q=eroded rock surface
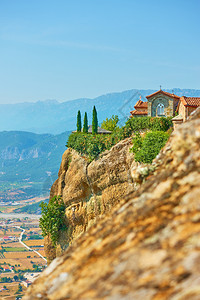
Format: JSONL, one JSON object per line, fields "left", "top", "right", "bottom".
{"left": 47, "top": 138, "right": 137, "bottom": 261}
{"left": 24, "top": 109, "right": 200, "bottom": 299}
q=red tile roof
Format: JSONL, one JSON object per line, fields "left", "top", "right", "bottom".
{"left": 130, "top": 110, "right": 148, "bottom": 116}
{"left": 134, "top": 100, "right": 148, "bottom": 108}
{"left": 146, "top": 90, "right": 180, "bottom": 100}
{"left": 180, "top": 96, "right": 200, "bottom": 107}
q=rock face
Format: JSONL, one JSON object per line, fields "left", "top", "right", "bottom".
{"left": 24, "top": 108, "right": 200, "bottom": 299}
{"left": 47, "top": 138, "right": 137, "bottom": 261}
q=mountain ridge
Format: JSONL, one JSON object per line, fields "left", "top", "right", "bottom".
{"left": 0, "top": 130, "right": 70, "bottom": 201}
{"left": 1, "top": 88, "right": 200, "bottom": 134}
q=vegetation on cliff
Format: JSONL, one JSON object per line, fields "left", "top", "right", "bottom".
{"left": 130, "top": 131, "right": 170, "bottom": 163}
{"left": 92, "top": 106, "right": 98, "bottom": 134}
{"left": 101, "top": 115, "right": 119, "bottom": 131}
{"left": 125, "top": 116, "right": 172, "bottom": 135}
{"left": 83, "top": 112, "right": 88, "bottom": 133}
{"left": 76, "top": 110, "right": 82, "bottom": 132}
{"left": 39, "top": 196, "right": 67, "bottom": 247}
{"left": 67, "top": 116, "right": 172, "bottom": 161}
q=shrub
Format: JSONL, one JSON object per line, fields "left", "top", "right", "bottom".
{"left": 125, "top": 116, "right": 172, "bottom": 136}
{"left": 130, "top": 132, "right": 143, "bottom": 154}
{"left": 131, "top": 131, "right": 170, "bottom": 163}
{"left": 39, "top": 196, "right": 67, "bottom": 247}
{"left": 101, "top": 115, "right": 119, "bottom": 131}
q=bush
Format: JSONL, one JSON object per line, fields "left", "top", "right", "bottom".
{"left": 39, "top": 196, "right": 67, "bottom": 247}
{"left": 131, "top": 131, "right": 170, "bottom": 163}
{"left": 67, "top": 133, "right": 111, "bottom": 160}
{"left": 125, "top": 116, "right": 172, "bottom": 136}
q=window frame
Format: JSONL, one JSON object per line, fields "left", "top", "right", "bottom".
{"left": 157, "top": 103, "right": 165, "bottom": 116}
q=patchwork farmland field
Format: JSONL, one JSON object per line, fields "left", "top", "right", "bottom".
{"left": 24, "top": 239, "right": 44, "bottom": 247}
{"left": 0, "top": 215, "right": 47, "bottom": 298}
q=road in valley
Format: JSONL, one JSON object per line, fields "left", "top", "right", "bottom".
{"left": 0, "top": 213, "right": 47, "bottom": 262}
{"left": 4, "top": 223, "right": 47, "bottom": 263}
{"left": 15, "top": 226, "right": 47, "bottom": 263}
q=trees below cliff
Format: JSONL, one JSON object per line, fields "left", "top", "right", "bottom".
{"left": 39, "top": 196, "right": 67, "bottom": 247}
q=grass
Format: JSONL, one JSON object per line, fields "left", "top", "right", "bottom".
{"left": 4, "top": 247, "right": 28, "bottom": 252}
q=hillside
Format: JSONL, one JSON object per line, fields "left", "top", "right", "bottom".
{"left": 1, "top": 88, "right": 200, "bottom": 134}
{"left": 24, "top": 108, "right": 200, "bottom": 299}
{"left": 0, "top": 131, "right": 70, "bottom": 201}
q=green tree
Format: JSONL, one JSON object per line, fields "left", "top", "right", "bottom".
{"left": 101, "top": 115, "right": 119, "bottom": 131}
{"left": 76, "top": 110, "right": 82, "bottom": 132}
{"left": 83, "top": 112, "right": 88, "bottom": 133}
{"left": 92, "top": 106, "right": 98, "bottom": 134}
{"left": 39, "top": 196, "right": 67, "bottom": 247}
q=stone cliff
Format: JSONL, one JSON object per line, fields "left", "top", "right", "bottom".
{"left": 25, "top": 108, "right": 200, "bottom": 299}
{"left": 45, "top": 137, "right": 141, "bottom": 262}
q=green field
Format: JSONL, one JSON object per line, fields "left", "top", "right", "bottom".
{"left": 4, "top": 247, "right": 28, "bottom": 252}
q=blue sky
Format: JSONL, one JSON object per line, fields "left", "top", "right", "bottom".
{"left": 0, "top": 0, "right": 199, "bottom": 103}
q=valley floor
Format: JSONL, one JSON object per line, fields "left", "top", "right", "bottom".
{"left": 0, "top": 213, "right": 46, "bottom": 299}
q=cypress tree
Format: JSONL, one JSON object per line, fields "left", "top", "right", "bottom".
{"left": 92, "top": 106, "right": 98, "bottom": 134}
{"left": 83, "top": 112, "right": 88, "bottom": 133}
{"left": 76, "top": 110, "right": 82, "bottom": 132}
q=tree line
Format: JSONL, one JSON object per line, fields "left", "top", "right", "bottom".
{"left": 77, "top": 106, "right": 98, "bottom": 134}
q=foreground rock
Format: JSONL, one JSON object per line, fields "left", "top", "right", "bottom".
{"left": 24, "top": 109, "right": 200, "bottom": 299}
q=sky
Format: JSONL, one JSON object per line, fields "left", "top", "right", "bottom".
{"left": 0, "top": 0, "right": 200, "bottom": 104}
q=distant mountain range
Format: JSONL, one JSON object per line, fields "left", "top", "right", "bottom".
{"left": 0, "top": 131, "right": 70, "bottom": 201}
{"left": 1, "top": 88, "right": 200, "bottom": 134}
{"left": 0, "top": 87, "right": 200, "bottom": 201}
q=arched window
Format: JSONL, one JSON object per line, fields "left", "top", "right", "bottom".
{"left": 157, "top": 103, "right": 164, "bottom": 115}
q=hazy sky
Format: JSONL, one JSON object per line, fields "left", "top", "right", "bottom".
{"left": 0, "top": 0, "right": 199, "bottom": 103}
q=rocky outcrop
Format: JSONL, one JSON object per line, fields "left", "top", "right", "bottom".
{"left": 47, "top": 138, "right": 138, "bottom": 261}
{"left": 24, "top": 108, "right": 200, "bottom": 300}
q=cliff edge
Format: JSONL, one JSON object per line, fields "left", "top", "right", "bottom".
{"left": 24, "top": 108, "right": 200, "bottom": 300}
{"left": 45, "top": 137, "right": 139, "bottom": 262}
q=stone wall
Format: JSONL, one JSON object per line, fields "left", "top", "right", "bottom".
{"left": 148, "top": 95, "right": 174, "bottom": 117}
{"left": 178, "top": 101, "right": 186, "bottom": 121}
{"left": 178, "top": 104, "right": 196, "bottom": 122}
